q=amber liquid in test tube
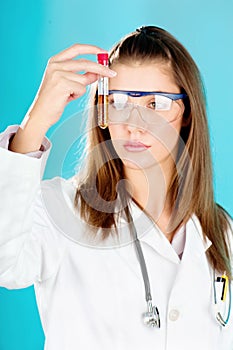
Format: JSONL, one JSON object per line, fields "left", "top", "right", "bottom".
{"left": 97, "top": 53, "right": 109, "bottom": 129}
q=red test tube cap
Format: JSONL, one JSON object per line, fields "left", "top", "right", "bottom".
{"left": 97, "top": 53, "right": 109, "bottom": 65}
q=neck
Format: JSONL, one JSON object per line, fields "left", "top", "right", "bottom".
{"left": 124, "top": 159, "right": 176, "bottom": 241}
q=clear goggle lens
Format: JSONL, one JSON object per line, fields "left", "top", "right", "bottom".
{"left": 111, "top": 93, "right": 172, "bottom": 110}
{"left": 108, "top": 93, "right": 180, "bottom": 125}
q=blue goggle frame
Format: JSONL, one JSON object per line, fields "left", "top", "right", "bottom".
{"left": 108, "top": 90, "right": 187, "bottom": 101}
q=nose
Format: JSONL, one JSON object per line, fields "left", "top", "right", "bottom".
{"left": 126, "top": 105, "right": 147, "bottom": 133}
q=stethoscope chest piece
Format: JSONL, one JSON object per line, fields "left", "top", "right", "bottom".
{"left": 142, "top": 301, "right": 161, "bottom": 328}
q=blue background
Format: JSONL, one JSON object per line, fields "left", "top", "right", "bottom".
{"left": 0, "top": 0, "right": 232, "bottom": 348}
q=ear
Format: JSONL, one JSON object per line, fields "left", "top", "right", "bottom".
{"left": 182, "top": 114, "right": 191, "bottom": 127}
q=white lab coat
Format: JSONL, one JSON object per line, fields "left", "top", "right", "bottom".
{"left": 0, "top": 125, "right": 233, "bottom": 350}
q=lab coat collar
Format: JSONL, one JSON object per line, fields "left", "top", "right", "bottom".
{"left": 127, "top": 200, "right": 212, "bottom": 265}
{"left": 41, "top": 178, "right": 212, "bottom": 260}
{"left": 182, "top": 214, "right": 212, "bottom": 262}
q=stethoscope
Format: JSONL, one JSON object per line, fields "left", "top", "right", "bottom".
{"left": 129, "top": 214, "right": 232, "bottom": 328}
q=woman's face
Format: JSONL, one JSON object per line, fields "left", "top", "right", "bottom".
{"left": 108, "top": 61, "right": 185, "bottom": 170}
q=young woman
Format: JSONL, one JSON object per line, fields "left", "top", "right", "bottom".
{"left": 0, "top": 26, "right": 232, "bottom": 349}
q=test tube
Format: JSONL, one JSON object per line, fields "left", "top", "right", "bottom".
{"left": 97, "top": 53, "right": 109, "bottom": 129}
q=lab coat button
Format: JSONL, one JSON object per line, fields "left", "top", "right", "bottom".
{"left": 169, "top": 309, "right": 180, "bottom": 321}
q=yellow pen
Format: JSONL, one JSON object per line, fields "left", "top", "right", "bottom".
{"left": 217, "top": 272, "right": 229, "bottom": 302}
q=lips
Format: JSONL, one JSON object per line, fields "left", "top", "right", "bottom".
{"left": 123, "top": 141, "right": 151, "bottom": 152}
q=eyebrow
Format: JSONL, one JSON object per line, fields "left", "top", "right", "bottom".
{"left": 108, "top": 90, "right": 187, "bottom": 100}
{"left": 109, "top": 90, "right": 163, "bottom": 96}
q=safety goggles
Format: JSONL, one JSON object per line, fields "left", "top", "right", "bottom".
{"left": 108, "top": 90, "right": 187, "bottom": 124}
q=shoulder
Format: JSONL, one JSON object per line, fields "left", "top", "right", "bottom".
{"left": 39, "top": 176, "right": 77, "bottom": 215}
{"left": 219, "top": 208, "right": 233, "bottom": 264}
{"left": 33, "top": 176, "right": 77, "bottom": 228}
{"left": 41, "top": 176, "right": 76, "bottom": 201}
{"left": 218, "top": 206, "right": 233, "bottom": 241}
{"left": 37, "top": 176, "right": 95, "bottom": 244}
{"left": 215, "top": 204, "right": 233, "bottom": 237}
{"left": 225, "top": 214, "right": 233, "bottom": 251}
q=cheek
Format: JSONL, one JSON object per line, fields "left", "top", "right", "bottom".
{"left": 108, "top": 124, "right": 126, "bottom": 140}
{"left": 147, "top": 120, "right": 183, "bottom": 160}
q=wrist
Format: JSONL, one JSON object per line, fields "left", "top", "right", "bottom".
{"left": 9, "top": 116, "right": 49, "bottom": 154}
{"left": 21, "top": 112, "right": 50, "bottom": 135}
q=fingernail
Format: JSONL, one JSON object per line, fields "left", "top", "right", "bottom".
{"left": 109, "top": 69, "right": 117, "bottom": 77}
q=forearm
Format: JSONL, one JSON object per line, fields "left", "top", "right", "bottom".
{"left": 9, "top": 114, "right": 49, "bottom": 154}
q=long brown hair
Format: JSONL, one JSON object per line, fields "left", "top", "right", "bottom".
{"left": 75, "top": 26, "right": 232, "bottom": 277}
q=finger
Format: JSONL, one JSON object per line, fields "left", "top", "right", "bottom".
{"left": 62, "top": 71, "right": 99, "bottom": 86}
{"left": 56, "top": 70, "right": 98, "bottom": 87}
{"left": 59, "top": 79, "right": 87, "bottom": 100}
{"left": 51, "top": 43, "right": 107, "bottom": 62}
{"left": 50, "top": 59, "right": 116, "bottom": 77}
{"left": 81, "top": 72, "right": 99, "bottom": 85}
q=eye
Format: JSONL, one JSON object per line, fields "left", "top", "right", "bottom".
{"left": 154, "top": 95, "right": 172, "bottom": 111}
{"left": 146, "top": 98, "right": 157, "bottom": 110}
{"left": 147, "top": 101, "right": 156, "bottom": 110}
{"left": 108, "top": 97, "right": 118, "bottom": 108}
{"left": 108, "top": 97, "right": 114, "bottom": 105}
{"left": 109, "top": 94, "right": 129, "bottom": 110}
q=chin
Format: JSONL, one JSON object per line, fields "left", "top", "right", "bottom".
{"left": 122, "top": 159, "right": 142, "bottom": 170}
{"left": 121, "top": 156, "right": 161, "bottom": 170}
